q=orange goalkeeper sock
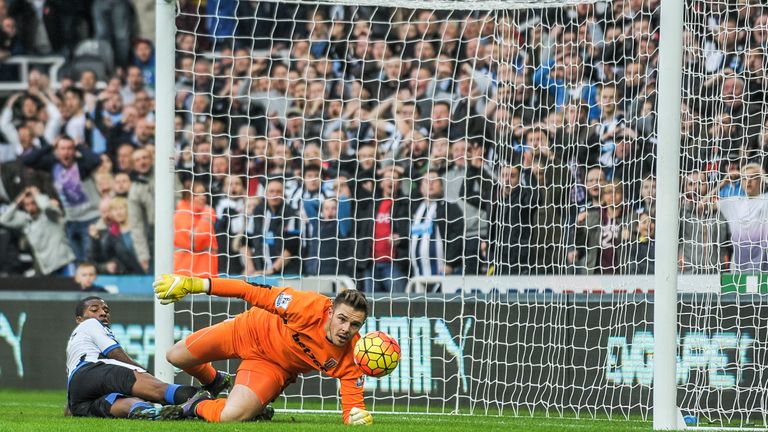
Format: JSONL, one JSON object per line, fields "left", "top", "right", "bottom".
{"left": 184, "top": 363, "right": 217, "bottom": 386}
{"left": 195, "top": 398, "right": 227, "bottom": 422}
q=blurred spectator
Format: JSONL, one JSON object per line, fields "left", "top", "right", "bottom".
{"left": 22, "top": 136, "right": 101, "bottom": 263}
{"left": 715, "top": 163, "right": 768, "bottom": 272}
{"left": 533, "top": 46, "right": 599, "bottom": 123}
{"left": 568, "top": 180, "right": 632, "bottom": 274}
{"left": 409, "top": 171, "right": 463, "bottom": 283}
{"left": 0, "top": 142, "right": 55, "bottom": 202}
{"left": 679, "top": 171, "right": 728, "bottom": 273}
{"left": 131, "top": 0, "right": 155, "bottom": 42}
{"left": 112, "top": 172, "right": 131, "bottom": 197}
{"left": 92, "top": 0, "right": 134, "bottom": 69}
{"left": 62, "top": 87, "right": 88, "bottom": 146}
{"left": 623, "top": 212, "right": 655, "bottom": 274}
{"left": 78, "top": 70, "right": 99, "bottom": 113}
{"left": 214, "top": 175, "right": 248, "bottom": 276}
{"left": 122, "top": 65, "right": 153, "bottom": 105}
{"left": 310, "top": 197, "right": 352, "bottom": 276}
{"left": 0, "top": 186, "right": 75, "bottom": 275}
{"left": 94, "top": 171, "right": 114, "bottom": 197}
{"left": 43, "top": 0, "right": 89, "bottom": 58}
{"left": 128, "top": 147, "right": 154, "bottom": 273}
{"left": 457, "top": 141, "right": 494, "bottom": 274}
{"left": 73, "top": 261, "right": 107, "bottom": 292}
{"left": 208, "top": 153, "right": 229, "bottom": 208}
{"left": 1, "top": 90, "right": 62, "bottom": 158}
{"left": 527, "top": 128, "right": 573, "bottom": 274}
{"left": 355, "top": 167, "right": 410, "bottom": 293}
{"left": 174, "top": 182, "right": 218, "bottom": 277}
{"left": 92, "top": 92, "right": 124, "bottom": 155}
{"left": 243, "top": 178, "right": 301, "bottom": 276}
{"left": 109, "top": 109, "right": 139, "bottom": 158}
{"left": 6, "top": 0, "right": 40, "bottom": 54}
{"left": 634, "top": 176, "right": 656, "bottom": 217}
{"left": 450, "top": 67, "right": 488, "bottom": 143}
{"left": 289, "top": 164, "right": 328, "bottom": 275}
{"left": 132, "top": 39, "right": 155, "bottom": 88}
{"left": 0, "top": 16, "right": 25, "bottom": 58}
{"left": 89, "top": 196, "right": 144, "bottom": 274}
{"left": 488, "top": 165, "right": 538, "bottom": 275}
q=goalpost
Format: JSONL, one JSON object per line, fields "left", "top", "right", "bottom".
{"left": 154, "top": 0, "right": 768, "bottom": 429}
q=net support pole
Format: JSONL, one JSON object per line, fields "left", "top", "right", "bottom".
{"left": 153, "top": 0, "right": 176, "bottom": 383}
{"left": 654, "top": 0, "right": 684, "bottom": 429}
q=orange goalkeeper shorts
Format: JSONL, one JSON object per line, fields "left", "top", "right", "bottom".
{"left": 185, "top": 318, "right": 297, "bottom": 404}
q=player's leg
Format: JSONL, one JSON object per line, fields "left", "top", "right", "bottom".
{"left": 112, "top": 396, "right": 186, "bottom": 420}
{"left": 219, "top": 383, "right": 264, "bottom": 422}
{"left": 130, "top": 371, "right": 198, "bottom": 405}
{"left": 75, "top": 394, "right": 162, "bottom": 419}
{"left": 193, "top": 360, "right": 289, "bottom": 422}
{"left": 166, "top": 319, "right": 237, "bottom": 388}
{"left": 111, "top": 397, "right": 146, "bottom": 417}
{"left": 68, "top": 363, "right": 187, "bottom": 420}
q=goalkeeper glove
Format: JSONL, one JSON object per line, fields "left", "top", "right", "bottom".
{"left": 347, "top": 407, "right": 373, "bottom": 426}
{"left": 153, "top": 274, "right": 208, "bottom": 304}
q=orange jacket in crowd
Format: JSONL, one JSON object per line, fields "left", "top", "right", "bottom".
{"left": 173, "top": 198, "right": 218, "bottom": 277}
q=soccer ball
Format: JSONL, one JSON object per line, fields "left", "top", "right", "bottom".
{"left": 353, "top": 331, "right": 401, "bottom": 378}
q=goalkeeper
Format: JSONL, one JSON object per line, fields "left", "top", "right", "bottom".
{"left": 153, "top": 274, "right": 373, "bottom": 425}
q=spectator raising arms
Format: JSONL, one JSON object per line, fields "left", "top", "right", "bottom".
{"left": 22, "top": 136, "right": 102, "bottom": 263}
{"left": 0, "top": 186, "right": 75, "bottom": 275}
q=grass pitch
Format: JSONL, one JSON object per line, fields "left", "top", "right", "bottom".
{"left": 0, "top": 389, "right": 655, "bottom": 431}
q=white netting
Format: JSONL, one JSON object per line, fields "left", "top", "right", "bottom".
{"left": 168, "top": 0, "right": 768, "bottom": 426}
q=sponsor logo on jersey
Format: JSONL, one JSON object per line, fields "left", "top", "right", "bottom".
{"left": 323, "top": 358, "right": 338, "bottom": 370}
{"left": 291, "top": 333, "right": 328, "bottom": 372}
{"left": 275, "top": 293, "right": 292, "bottom": 310}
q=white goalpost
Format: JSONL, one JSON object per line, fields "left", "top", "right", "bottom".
{"left": 654, "top": 0, "right": 683, "bottom": 428}
{"left": 154, "top": 0, "right": 768, "bottom": 429}
{"left": 154, "top": 0, "right": 177, "bottom": 385}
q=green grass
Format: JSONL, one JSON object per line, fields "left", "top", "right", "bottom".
{"left": 0, "top": 389, "right": 657, "bottom": 432}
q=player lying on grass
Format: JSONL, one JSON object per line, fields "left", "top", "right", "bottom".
{"left": 66, "top": 296, "right": 200, "bottom": 419}
{"left": 153, "top": 274, "right": 374, "bottom": 425}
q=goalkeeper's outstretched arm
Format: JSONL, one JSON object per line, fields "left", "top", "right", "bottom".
{"left": 154, "top": 274, "right": 326, "bottom": 322}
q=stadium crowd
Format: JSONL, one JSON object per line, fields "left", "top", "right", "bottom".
{"left": 0, "top": 0, "right": 766, "bottom": 291}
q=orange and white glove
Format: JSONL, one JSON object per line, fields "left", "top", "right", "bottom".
{"left": 347, "top": 407, "right": 373, "bottom": 426}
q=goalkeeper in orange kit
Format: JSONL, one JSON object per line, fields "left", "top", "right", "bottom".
{"left": 153, "top": 274, "right": 373, "bottom": 425}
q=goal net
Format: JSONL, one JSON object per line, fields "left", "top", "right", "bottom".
{"left": 167, "top": 0, "right": 768, "bottom": 426}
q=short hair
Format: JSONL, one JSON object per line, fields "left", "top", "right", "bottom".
{"left": 64, "top": 86, "right": 84, "bottom": 101}
{"left": 55, "top": 135, "right": 76, "bottom": 147}
{"left": 303, "top": 164, "right": 322, "bottom": 175}
{"left": 77, "top": 262, "right": 97, "bottom": 272}
{"left": 332, "top": 289, "right": 368, "bottom": 318}
{"left": 433, "top": 100, "right": 451, "bottom": 111}
{"left": 75, "top": 296, "right": 103, "bottom": 318}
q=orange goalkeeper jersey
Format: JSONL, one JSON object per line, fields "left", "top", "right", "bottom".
{"left": 210, "top": 278, "right": 365, "bottom": 422}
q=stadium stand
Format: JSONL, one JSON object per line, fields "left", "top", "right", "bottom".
{"left": 0, "top": 0, "right": 766, "bottom": 290}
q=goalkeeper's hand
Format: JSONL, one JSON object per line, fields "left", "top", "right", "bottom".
{"left": 347, "top": 407, "right": 373, "bottom": 426}
{"left": 153, "top": 274, "right": 208, "bottom": 304}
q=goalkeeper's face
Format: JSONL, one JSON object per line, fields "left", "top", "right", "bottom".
{"left": 76, "top": 299, "right": 111, "bottom": 326}
{"left": 326, "top": 304, "right": 365, "bottom": 347}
